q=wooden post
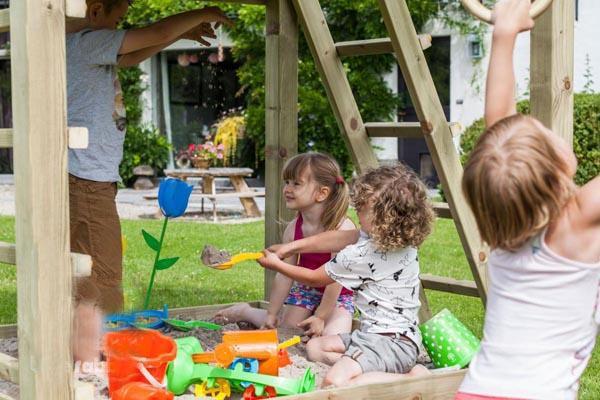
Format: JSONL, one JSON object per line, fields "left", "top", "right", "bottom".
{"left": 530, "top": 0, "right": 574, "bottom": 145}
{"left": 11, "top": 0, "right": 73, "bottom": 398}
{"left": 264, "top": 0, "right": 298, "bottom": 298}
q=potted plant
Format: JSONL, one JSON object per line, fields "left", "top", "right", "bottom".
{"left": 187, "top": 141, "right": 224, "bottom": 169}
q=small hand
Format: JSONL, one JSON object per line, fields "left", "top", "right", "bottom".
{"left": 267, "top": 243, "right": 295, "bottom": 260}
{"left": 261, "top": 313, "right": 278, "bottom": 329}
{"left": 180, "top": 23, "right": 217, "bottom": 46}
{"left": 257, "top": 249, "right": 281, "bottom": 271}
{"left": 492, "top": 0, "right": 534, "bottom": 34}
{"left": 198, "top": 6, "right": 234, "bottom": 29}
{"left": 298, "top": 316, "right": 325, "bottom": 338}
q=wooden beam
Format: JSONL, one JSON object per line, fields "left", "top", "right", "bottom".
{"left": 0, "top": 128, "right": 89, "bottom": 149}
{"left": 287, "top": 369, "right": 467, "bottom": 399}
{"left": 0, "top": 352, "right": 19, "bottom": 384}
{"left": 265, "top": 0, "right": 298, "bottom": 298}
{"left": 365, "top": 122, "right": 422, "bottom": 138}
{"left": 432, "top": 202, "right": 452, "bottom": 218}
{"left": 0, "top": 241, "right": 92, "bottom": 277}
{"left": 11, "top": 0, "right": 74, "bottom": 397}
{"left": 530, "top": 0, "right": 574, "bottom": 145}
{"left": 0, "top": 9, "right": 8, "bottom": 33}
{"left": 291, "top": 0, "right": 379, "bottom": 172}
{"left": 421, "top": 274, "right": 480, "bottom": 297}
{"left": 65, "top": 0, "right": 87, "bottom": 18}
{"left": 379, "top": 0, "right": 488, "bottom": 303}
{"left": 214, "top": 0, "right": 267, "bottom": 3}
{"left": 336, "top": 35, "right": 431, "bottom": 57}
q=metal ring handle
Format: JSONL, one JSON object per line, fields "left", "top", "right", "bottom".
{"left": 460, "top": 0, "right": 554, "bottom": 23}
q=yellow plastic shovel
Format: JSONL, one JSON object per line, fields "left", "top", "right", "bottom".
{"left": 211, "top": 252, "right": 264, "bottom": 270}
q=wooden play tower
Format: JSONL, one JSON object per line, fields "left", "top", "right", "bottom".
{"left": 0, "top": 0, "right": 573, "bottom": 398}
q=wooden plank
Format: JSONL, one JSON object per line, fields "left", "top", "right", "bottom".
{"left": 379, "top": 0, "right": 488, "bottom": 303}
{"left": 418, "top": 282, "right": 433, "bottom": 323}
{"left": 11, "top": 0, "right": 74, "bottom": 397}
{"left": 291, "top": 0, "right": 378, "bottom": 172}
{"left": 287, "top": 369, "right": 467, "bottom": 399}
{"left": 265, "top": 0, "right": 299, "bottom": 298}
{"left": 421, "top": 274, "right": 479, "bottom": 297}
{"left": 164, "top": 168, "right": 254, "bottom": 178}
{"left": 65, "top": 0, "right": 87, "bottom": 18}
{"left": 230, "top": 176, "right": 262, "bottom": 217}
{"left": 74, "top": 381, "right": 94, "bottom": 400}
{"left": 365, "top": 122, "right": 422, "bottom": 138}
{"left": 433, "top": 202, "right": 452, "bottom": 219}
{"left": 0, "top": 352, "right": 19, "bottom": 384}
{"left": 0, "top": 241, "right": 92, "bottom": 277}
{"left": 336, "top": 35, "right": 431, "bottom": 57}
{"left": 0, "top": 128, "right": 89, "bottom": 149}
{"left": 0, "top": 9, "right": 8, "bottom": 34}
{"left": 530, "top": 0, "right": 574, "bottom": 145}
{"left": 0, "top": 302, "right": 272, "bottom": 340}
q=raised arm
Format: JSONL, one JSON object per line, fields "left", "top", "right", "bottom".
{"left": 119, "top": 6, "right": 232, "bottom": 55}
{"left": 259, "top": 250, "right": 334, "bottom": 288}
{"left": 268, "top": 229, "right": 360, "bottom": 259}
{"left": 485, "top": 0, "right": 534, "bottom": 127}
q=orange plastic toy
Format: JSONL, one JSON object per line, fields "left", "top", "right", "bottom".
{"left": 104, "top": 329, "right": 177, "bottom": 396}
{"left": 192, "top": 330, "right": 282, "bottom": 375}
{"left": 111, "top": 382, "right": 174, "bottom": 400}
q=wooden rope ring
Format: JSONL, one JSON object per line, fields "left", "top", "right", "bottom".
{"left": 460, "top": 0, "right": 554, "bottom": 23}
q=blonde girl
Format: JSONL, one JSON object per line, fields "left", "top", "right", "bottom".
{"left": 456, "top": 1, "right": 600, "bottom": 399}
{"left": 216, "top": 152, "right": 355, "bottom": 337}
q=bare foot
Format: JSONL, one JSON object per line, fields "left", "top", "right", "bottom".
{"left": 214, "top": 303, "right": 251, "bottom": 324}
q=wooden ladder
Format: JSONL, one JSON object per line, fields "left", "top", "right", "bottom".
{"left": 291, "top": 0, "right": 489, "bottom": 319}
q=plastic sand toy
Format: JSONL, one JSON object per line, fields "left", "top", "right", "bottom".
{"left": 104, "top": 305, "right": 169, "bottom": 332}
{"left": 194, "top": 378, "right": 231, "bottom": 400}
{"left": 163, "top": 318, "right": 221, "bottom": 332}
{"left": 419, "top": 308, "right": 480, "bottom": 369}
{"left": 104, "top": 330, "right": 177, "bottom": 396}
{"left": 201, "top": 245, "right": 263, "bottom": 270}
{"left": 166, "top": 336, "right": 315, "bottom": 396}
{"left": 111, "top": 382, "right": 174, "bottom": 400}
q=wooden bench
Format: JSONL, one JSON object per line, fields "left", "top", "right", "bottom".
{"left": 145, "top": 190, "right": 265, "bottom": 222}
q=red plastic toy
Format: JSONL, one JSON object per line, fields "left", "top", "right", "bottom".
{"left": 242, "top": 385, "right": 277, "bottom": 399}
{"left": 111, "top": 382, "right": 174, "bottom": 400}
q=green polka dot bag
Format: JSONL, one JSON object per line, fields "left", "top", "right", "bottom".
{"left": 419, "top": 308, "right": 480, "bottom": 369}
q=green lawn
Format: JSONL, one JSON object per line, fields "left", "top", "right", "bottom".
{"left": 0, "top": 215, "right": 597, "bottom": 396}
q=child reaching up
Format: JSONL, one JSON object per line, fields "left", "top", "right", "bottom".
{"left": 216, "top": 153, "right": 356, "bottom": 338}
{"left": 260, "top": 164, "right": 434, "bottom": 387}
{"left": 457, "top": 1, "right": 600, "bottom": 399}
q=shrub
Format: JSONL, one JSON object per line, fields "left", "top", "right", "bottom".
{"left": 120, "top": 125, "right": 171, "bottom": 186}
{"left": 460, "top": 94, "right": 599, "bottom": 185}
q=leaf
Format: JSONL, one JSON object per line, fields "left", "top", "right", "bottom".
{"left": 155, "top": 257, "right": 179, "bottom": 270}
{"left": 142, "top": 229, "right": 160, "bottom": 251}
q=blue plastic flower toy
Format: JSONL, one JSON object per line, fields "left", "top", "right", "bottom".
{"left": 143, "top": 178, "right": 193, "bottom": 309}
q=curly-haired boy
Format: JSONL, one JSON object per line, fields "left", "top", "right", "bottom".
{"left": 259, "top": 164, "right": 434, "bottom": 387}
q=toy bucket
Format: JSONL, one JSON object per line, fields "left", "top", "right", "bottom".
{"left": 111, "top": 382, "right": 174, "bottom": 400}
{"left": 104, "top": 329, "right": 177, "bottom": 395}
{"left": 419, "top": 308, "right": 480, "bottom": 368}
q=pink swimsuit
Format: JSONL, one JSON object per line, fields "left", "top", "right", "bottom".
{"left": 283, "top": 214, "right": 354, "bottom": 313}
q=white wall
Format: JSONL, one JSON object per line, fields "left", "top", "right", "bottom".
{"left": 451, "top": 0, "right": 600, "bottom": 130}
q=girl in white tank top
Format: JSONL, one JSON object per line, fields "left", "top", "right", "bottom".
{"left": 457, "top": 1, "right": 600, "bottom": 398}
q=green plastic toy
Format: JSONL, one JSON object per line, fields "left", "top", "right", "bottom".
{"left": 163, "top": 319, "right": 221, "bottom": 332}
{"left": 166, "top": 337, "right": 315, "bottom": 396}
{"left": 419, "top": 308, "right": 480, "bottom": 369}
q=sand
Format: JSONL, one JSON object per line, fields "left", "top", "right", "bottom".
{"left": 200, "top": 245, "right": 232, "bottom": 267}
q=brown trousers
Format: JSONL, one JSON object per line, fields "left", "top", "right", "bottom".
{"left": 69, "top": 174, "right": 123, "bottom": 313}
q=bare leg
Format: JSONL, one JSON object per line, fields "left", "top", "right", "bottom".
{"left": 348, "top": 364, "right": 431, "bottom": 386}
{"left": 280, "top": 304, "right": 312, "bottom": 329}
{"left": 322, "top": 355, "right": 363, "bottom": 388}
{"left": 73, "top": 302, "right": 102, "bottom": 364}
{"left": 322, "top": 307, "right": 352, "bottom": 336}
{"left": 306, "top": 334, "right": 346, "bottom": 365}
{"left": 214, "top": 303, "right": 268, "bottom": 327}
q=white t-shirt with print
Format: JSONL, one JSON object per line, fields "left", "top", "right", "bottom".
{"left": 325, "top": 231, "right": 422, "bottom": 345}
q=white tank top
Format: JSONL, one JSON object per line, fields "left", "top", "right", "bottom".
{"left": 460, "top": 230, "right": 600, "bottom": 399}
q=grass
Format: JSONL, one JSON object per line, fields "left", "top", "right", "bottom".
{"left": 0, "top": 215, "right": 597, "bottom": 396}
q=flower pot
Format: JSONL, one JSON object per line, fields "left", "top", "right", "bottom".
{"left": 191, "top": 156, "right": 211, "bottom": 169}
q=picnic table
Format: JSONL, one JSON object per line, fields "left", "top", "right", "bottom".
{"left": 163, "top": 168, "right": 264, "bottom": 220}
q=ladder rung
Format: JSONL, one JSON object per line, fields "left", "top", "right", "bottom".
{"left": 420, "top": 274, "right": 480, "bottom": 297}
{"left": 365, "top": 122, "right": 422, "bottom": 138}
{"left": 335, "top": 34, "right": 431, "bottom": 57}
{"left": 0, "top": 9, "right": 8, "bottom": 33}
{"left": 0, "top": 128, "right": 88, "bottom": 149}
{"left": 432, "top": 202, "right": 452, "bottom": 218}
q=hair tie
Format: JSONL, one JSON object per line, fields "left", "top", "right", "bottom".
{"left": 335, "top": 176, "right": 345, "bottom": 185}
